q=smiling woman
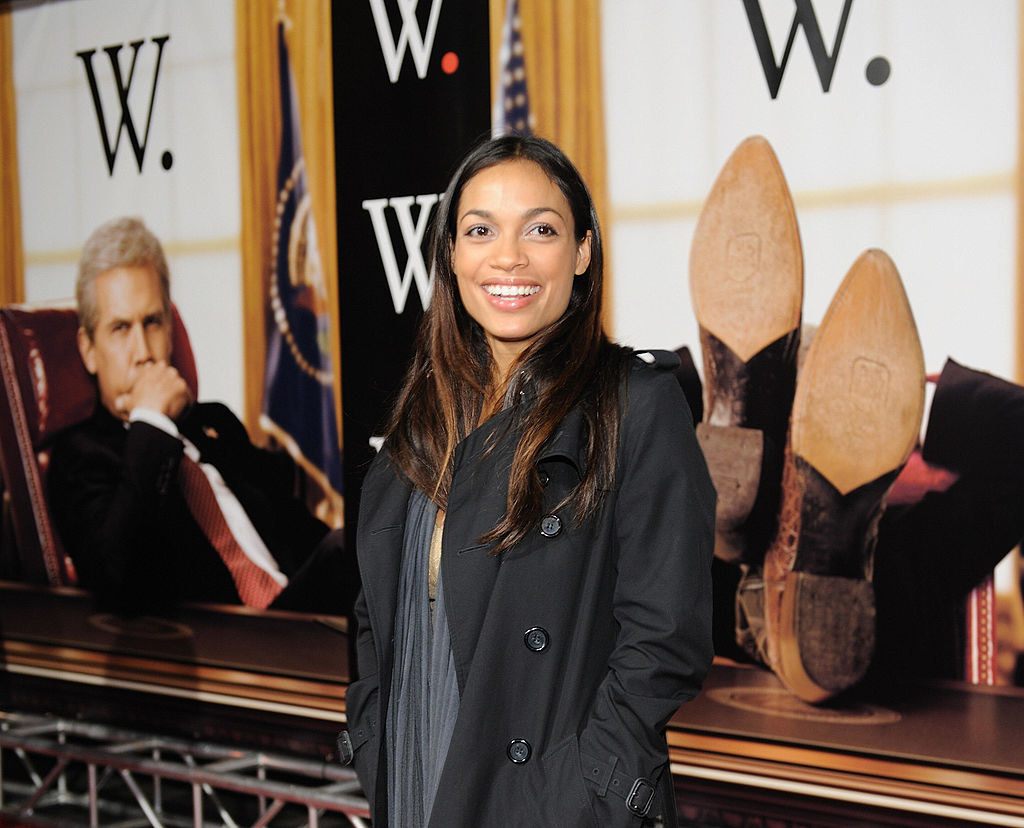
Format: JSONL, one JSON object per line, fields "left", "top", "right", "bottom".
{"left": 452, "top": 159, "right": 592, "bottom": 378}
{"left": 343, "top": 134, "right": 716, "bottom": 827}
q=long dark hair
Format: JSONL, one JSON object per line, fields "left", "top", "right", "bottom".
{"left": 385, "top": 135, "right": 630, "bottom": 554}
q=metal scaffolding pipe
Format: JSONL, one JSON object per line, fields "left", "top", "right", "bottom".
{"left": 1, "top": 713, "right": 370, "bottom": 826}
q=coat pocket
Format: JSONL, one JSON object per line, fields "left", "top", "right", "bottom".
{"left": 343, "top": 674, "right": 380, "bottom": 805}
{"left": 529, "top": 733, "right": 600, "bottom": 827}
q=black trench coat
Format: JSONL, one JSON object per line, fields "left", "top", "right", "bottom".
{"left": 345, "top": 357, "right": 716, "bottom": 826}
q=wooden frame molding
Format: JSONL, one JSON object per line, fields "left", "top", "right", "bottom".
{"left": 0, "top": 3, "right": 25, "bottom": 306}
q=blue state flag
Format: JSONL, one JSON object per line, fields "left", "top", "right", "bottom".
{"left": 261, "top": 22, "right": 343, "bottom": 521}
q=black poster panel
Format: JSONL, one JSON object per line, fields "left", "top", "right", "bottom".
{"left": 333, "top": 1, "right": 491, "bottom": 544}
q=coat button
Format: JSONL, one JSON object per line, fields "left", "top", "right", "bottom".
{"left": 524, "top": 627, "right": 549, "bottom": 652}
{"left": 539, "top": 469, "right": 550, "bottom": 487}
{"left": 507, "top": 739, "right": 531, "bottom": 764}
{"left": 540, "top": 514, "right": 561, "bottom": 537}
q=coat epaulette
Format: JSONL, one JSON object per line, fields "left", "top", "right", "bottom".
{"left": 633, "top": 349, "right": 681, "bottom": 371}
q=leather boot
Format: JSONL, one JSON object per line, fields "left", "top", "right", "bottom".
{"left": 690, "top": 135, "right": 803, "bottom": 564}
{"left": 763, "top": 249, "right": 925, "bottom": 703}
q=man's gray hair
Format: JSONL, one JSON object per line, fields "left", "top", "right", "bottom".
{"left": 77, "top": 217, "right": 171, "bottom": 338}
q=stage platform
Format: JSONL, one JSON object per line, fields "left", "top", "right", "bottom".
{"left": 5, "top": 581, "right": 1024, "bottom": 825}
{"left": 668, "top": 660, "right": 1024, "bottom": 826}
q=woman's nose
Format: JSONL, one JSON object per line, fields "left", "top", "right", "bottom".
{"left": 491, "top": 234, "right": 527, "bottom": 270}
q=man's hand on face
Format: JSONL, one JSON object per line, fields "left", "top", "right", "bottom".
{"left": 116, "top": 361, "right": 193, "bottom": 421}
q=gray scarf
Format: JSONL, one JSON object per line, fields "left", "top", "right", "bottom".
{"left": 386, "top": 489, "right": 460, "bottom": 827}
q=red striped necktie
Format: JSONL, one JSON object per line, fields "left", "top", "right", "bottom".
{"left": 177, "top": 454, "right": 284, "bottom": 609}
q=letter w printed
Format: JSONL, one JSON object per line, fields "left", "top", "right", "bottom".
{"left": 742, "top": 0, "right": 853, "bottom": 99}
{"left": 368, "top": 0, "right": 444, "bottom": 83}
{"left": 77, "top": 36, "right": 170, "bottom": 175}
{"left": 363, "top": 194, "right": 441, "bottom": 313}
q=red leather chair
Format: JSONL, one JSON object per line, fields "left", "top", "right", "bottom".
{"left": 0, "top": 301, "right": 198, "bottom": 586}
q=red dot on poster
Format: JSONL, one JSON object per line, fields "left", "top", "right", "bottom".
{"left": 441, "top": 52, "right": 459, "bottom": 74}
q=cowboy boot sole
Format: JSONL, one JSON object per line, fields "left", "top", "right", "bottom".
{"left": 790, "top": 248, "right": 925, "bottom": 496}
{"left": 691, "top": 136, "right": 803, "bottom": 567}
{"left": 690, "top": 135, "right": 803, "bottom": 363}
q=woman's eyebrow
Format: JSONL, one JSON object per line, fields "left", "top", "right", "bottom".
{"left": 522, "top": 206, "right": 563, "bottom": 220}
{"left": 459, "top": 206, "right": 564, "bottom": 222}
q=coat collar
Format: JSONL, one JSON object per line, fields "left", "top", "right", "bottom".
{"left": 509, "top": 376, "right": 587, "bottom": 474}
{"left": 538, "top": 406, "right": 586, "bottom": 474}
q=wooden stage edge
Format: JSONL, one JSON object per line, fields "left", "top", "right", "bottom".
{"left": 668, "top": 659, "right": 1024, "bottom": 826}
{"left": 4, "top": 582, "right": 1024, "bottom": 824}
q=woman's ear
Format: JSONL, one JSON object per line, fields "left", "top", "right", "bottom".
{"left": 574, "top": 231, "right": 593, "bottom": 276}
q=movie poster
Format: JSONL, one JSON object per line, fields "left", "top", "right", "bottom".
{"left": 332, "top": 0, "right": 491, "bottom": 537}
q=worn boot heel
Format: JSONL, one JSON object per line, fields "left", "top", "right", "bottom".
{"left": 696, "top": 423, "right": 763, "bottom": 564}
{"left": 777, "top": 572, "right": 876, "bottom": 703}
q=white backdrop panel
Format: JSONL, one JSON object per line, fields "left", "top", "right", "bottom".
{"left": 13, "top": 0, "right": 243, "bottom": 416}
{"left": 603, "top": 0, "right": 1018, "bottom": 381}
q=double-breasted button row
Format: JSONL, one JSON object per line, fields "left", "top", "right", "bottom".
{"left": 507, "top": 738, "right": 531, "bottom": 763}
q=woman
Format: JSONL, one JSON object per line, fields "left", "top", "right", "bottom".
{"left": 343, "top": 135, "right": 715, "bottom": 826}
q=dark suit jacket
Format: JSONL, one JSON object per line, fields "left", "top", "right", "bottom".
{"left": 48, "top": 402, "right": 330, "bottom": 612}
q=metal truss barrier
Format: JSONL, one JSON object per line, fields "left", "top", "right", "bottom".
{"left": 0, "top": 713, "right": 370, "bottom": 827}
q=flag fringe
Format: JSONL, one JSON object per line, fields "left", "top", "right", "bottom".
{"left": 260, "top": 413, "right": 344, "bottom": 528}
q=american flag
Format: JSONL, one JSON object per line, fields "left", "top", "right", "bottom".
{"left": 492, "top": 0, "right": 533, "bottom": 136}
{"left": 260, "top": 22, "right": 343, "bottom": 521}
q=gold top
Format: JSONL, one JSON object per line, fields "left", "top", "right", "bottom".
{"left": 428, "top": 514, "right": 444, "bottom": 603}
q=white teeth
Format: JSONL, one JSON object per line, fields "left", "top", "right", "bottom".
{"left": 484, "top": 285, "right": 540, "bottom": 297}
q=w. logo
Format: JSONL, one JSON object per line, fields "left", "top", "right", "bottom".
{"left": 76, "top": 36, "right": 170, "bottom": 175}
{"left": 368, "top": 0, "right": 443, "bottom": 83}
{"left": 362, "top": 194, "right": 442, "bottom": 313}
{"left": 742, "top": 0, "right": 854, "bottom": 98}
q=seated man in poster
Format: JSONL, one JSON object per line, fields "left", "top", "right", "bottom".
{"left": 48, "top": 217, "right": 357, "bottom": 617}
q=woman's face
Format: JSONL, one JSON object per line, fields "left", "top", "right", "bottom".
{"left": 452, "top": 159, "right": 591, "bottom": 377}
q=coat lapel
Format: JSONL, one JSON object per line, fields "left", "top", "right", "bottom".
{"left": 538, "top": 407, "right": 586, "bottom": 472}
{"left": 441, "top": 411, "right": 514, "bottom": 692}
{"left": 440, "top": 406, "right": 587, "bottom": 691}
{"left": 356, "top": 454, "right": 412, "bottom": 667}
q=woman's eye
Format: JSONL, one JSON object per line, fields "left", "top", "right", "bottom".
{"left": 530, "top": 223, "right": 558, "bottom": 237}
{"left": 465, "top": 225, "right": 491, "bottom": 237}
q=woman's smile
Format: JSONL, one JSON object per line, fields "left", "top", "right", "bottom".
{"left": 482, "top": 282, "right": 542, "bottom": 299}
